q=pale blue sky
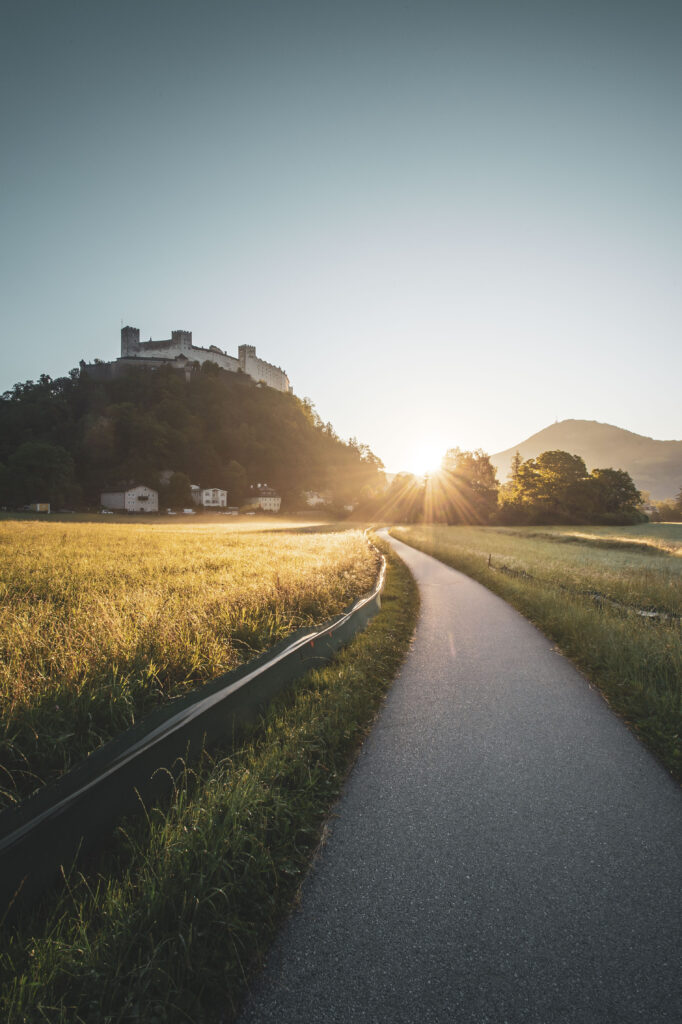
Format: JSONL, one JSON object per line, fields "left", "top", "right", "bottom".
{"left": 1, "top": 0, "right": 680, "bottom": 473}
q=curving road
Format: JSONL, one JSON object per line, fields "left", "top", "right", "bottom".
{"left": 236, "top": 533, "right": 682, "bottom": 1023}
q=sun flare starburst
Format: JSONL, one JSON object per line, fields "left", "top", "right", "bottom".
{"left": 404, "top": 440, "right": 446, "bottom": 477}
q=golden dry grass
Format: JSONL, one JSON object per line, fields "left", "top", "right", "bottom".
{"left": 0, "top": 540, "right": 419, "bottom": 1024}
{"left": 0, "top": 519, "right": 378, "bottom": 806}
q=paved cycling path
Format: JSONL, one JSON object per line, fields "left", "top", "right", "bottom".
{"left": 237, "top": 533, "right": 682, "bottom": 1023}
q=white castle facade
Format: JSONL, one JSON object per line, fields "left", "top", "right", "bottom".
{"left": 119, "top": 326, "right": 291, "bottom": 393}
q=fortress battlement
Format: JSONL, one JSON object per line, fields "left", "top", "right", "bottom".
{"left": 117, "top": 326, "right": 291, "bottom": 392}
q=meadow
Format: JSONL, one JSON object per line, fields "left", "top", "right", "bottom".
{"left": 392, "top": 522, "right": 682, "bottom": 780}
{"left": 0, "top": 517, "right": 379, "bottom": 809}
{"left": 0, "top": 538, "right": 418, "bottom": 1024}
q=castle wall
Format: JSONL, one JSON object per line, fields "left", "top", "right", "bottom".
{"left": 195, "top": 347, "right": 240, "bottom": 373}
{"left": 238, "top": 344, "right": 290, "bottom": 392}
{"left": 117, "top": 327, "right": 288, "bottom": 391}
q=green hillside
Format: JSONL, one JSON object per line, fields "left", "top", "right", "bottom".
{"left": 0, "top": 363, "right": 384, "bottom": 509}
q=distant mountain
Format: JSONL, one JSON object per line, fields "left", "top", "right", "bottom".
{"left": 492, "top": 420, "right": 682, "bottom": 500}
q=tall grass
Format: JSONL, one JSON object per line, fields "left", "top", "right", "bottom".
{"left": 0, "top": 540, "right": 418, "bottom": 1024}
{"left": 0, "top": 520, "right": 378, "bottom": 808}
{"left": 393, "top": 523, "right": 682, "bottom": 781}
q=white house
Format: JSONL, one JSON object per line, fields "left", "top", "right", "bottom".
{"left": 304, "top": 491, "right": 329, "bottom": 507}
{"left": 246, "top": 486, "right": 282, "bottom": 513}
{"left": 101, "top": 486, "right": 159, "bottom": 513}
{"left": 202, "top": 487, "right": 227, "bottom": 508}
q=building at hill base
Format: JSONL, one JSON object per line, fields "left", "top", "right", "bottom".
{"left": 101, "top": 486, "right": 159, "bottom": 512}
{"left": 82, "top": 326, "right": 291, "bottom": 393}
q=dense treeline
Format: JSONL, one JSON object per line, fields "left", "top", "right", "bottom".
{"left": 0, "top": 364, "right": 660, "bottom": 525}
{"left": 497, "top": 449, "right": 645, "bottom": 524}
{"left": 0, "top": 364, "right": 385, "bottom": 510}
{"left": 373, "top": 448, "right": 647, "bottom": 526}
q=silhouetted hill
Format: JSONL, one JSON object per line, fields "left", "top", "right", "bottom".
{"left": 0, "top": 363, "right": 384, "bottom": 508}
{"left": 492, "top": 420, "right": 682, "bottom": 500}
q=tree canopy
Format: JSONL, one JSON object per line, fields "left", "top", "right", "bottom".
{"left": 498, "top": 449, "right": 644, "bottom": 524}
{"left": 0, "top": 441, "right": 78, "bottom": 507}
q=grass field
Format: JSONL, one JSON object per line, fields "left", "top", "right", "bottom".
{"left": 0, "top": 538, "right": 418, "bottom": 1024}
{"left": 0, "top": 518, "right": 379, "bottom": 809}
{"left": 392, "top": 523, "right": 682, "bottom": 781}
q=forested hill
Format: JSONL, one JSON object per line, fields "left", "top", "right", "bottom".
{"left": 0, "top": 364, "right": 384, "bottom": 509}
{"left": 493, "top": 419, "right": 682, "bottom": 500}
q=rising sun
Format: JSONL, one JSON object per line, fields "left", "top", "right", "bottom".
{"left": 404, "top": 439, "right": 446, "bottom": 477}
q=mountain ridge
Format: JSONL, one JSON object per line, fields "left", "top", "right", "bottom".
{"left": 492, "top": 419, "right": 682, "bottom": 500}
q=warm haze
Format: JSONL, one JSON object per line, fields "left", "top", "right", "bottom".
{"left": 1, "top": 1, "right": 680, "bottom": 471}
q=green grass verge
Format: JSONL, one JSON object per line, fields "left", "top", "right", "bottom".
{"left": 0, "top": 540, "right": 418, "bottom": 1024}
{"left": 392, "top": 526, "right": 681, "bottom": 783}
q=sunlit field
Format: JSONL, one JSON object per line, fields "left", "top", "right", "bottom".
{"left": 396, "top": 522, "right": 682, "bottom": 614}
{"left": 0, "top": 541, "right": 419, "bottom": 1023}
{"left": 393, "top": 522, "right": 682, "bottom": 780}
{"left": 0, "top": 518, "right": 378, "bottom": 808}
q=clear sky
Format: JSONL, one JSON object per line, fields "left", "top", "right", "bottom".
{"left": 2, "top": 0, "right": 680, "bottom": 474}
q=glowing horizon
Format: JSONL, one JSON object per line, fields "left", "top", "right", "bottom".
{"left": 399, "top": 438, "right": 450, "bottom": 478}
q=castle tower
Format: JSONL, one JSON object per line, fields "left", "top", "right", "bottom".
{"left": 238, "top": 344, "right": 256, "bottom": 370}
{"left": 121, "top": 326, "right": 140, "bottom": 356}
{"left": 171, "top": 330, "right": 193, "bottom": 352}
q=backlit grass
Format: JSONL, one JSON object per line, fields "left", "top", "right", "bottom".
{"left": 0, "top": 538, "right": 418, "bottom": 1024}
{"left": 393, "top": 523, "right": 682, "bottom": 780}
{"left": 0, "top": 520, "right": 378, "bottom": 808}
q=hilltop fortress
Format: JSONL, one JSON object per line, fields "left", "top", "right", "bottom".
{"left": 82, "top": 326, "right": 291, "bottom": 393}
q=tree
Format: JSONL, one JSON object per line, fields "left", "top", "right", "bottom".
{"left": 511, "top": 450, "right": 588, "bottom": 520}
{"left": 499, "top": 450, "right": 523, "bottom": 505}
{"left": 224, "top": 460, "right": 247, "bottom": 505}
{"left": 378, "top": 473, "right": 425, "bottom": 522}
{"left": 437, "top": 449, "right": 499, "bottom": 523}
{"left": 2, "top": 441, "right": 77, "bottom": 507}
{"left": 498, "top": 451, "right": 646, "bottom": 524}
{"left": 509, "top": 450, "right": 523, "bottom": 483}
{"left": 590, "top": 468, "right": 641, "bottom": 514}
{"left": 164, "top": 472, "right": 192, "bottom": 509}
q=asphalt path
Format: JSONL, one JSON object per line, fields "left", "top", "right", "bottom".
{"left": 236, "top": 533, "right": 682, "bottom": 1023}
